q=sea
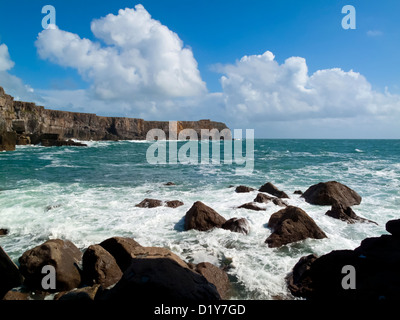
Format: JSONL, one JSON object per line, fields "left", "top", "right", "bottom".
{"left": 1, "top": 139, "right": 399, "bottom": 299}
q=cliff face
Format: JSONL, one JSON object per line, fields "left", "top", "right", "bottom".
{"left": 0, "top": 86, "right": 229, "bottom": 150}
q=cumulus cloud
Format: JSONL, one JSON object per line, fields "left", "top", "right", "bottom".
{"left": 0, "top": 44, "right": 15, "bottom": 72}
{"left": 0, "top": 43, "right": 40, "bottom": 102}
{"left": 218, "top": 51, "right": 400, "bottom": 125}
{"left": 35, "top": 4, "right": 206, "bottom": 108}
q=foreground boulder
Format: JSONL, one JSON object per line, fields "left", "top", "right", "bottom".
{"left": 184, "top": 201, "right": 226, "bottom": 231}
{"left": 259, "top": 182, "right": 289, "bottom": 199}
{"left": 97, "top": 258, "right": 221, "bottom": 300}
{"left": 99, "top": 237, "right": 142, "bottom": 271}
{"left": 222, "top": 218, "right": 251, "bottom": 235}
{"left": 191, "top": 262, "right": 232, "bottom": 299}
{"left": 302, "top": 181, "right": 362, "bottom": 207}
{"left": 385, "top": 219, "right": 400, "bottom": 237}
{"left": 265, "top": 206, "right": 327, "bottom": 248}
{"left": 18, "top": 239, "right": 83, "bottom": 292}
{"left": 325, "top": 202, "right": 377, "bottom": 224}
{"left": 55, "top": 284, "right": 101, "bottom": 301}
{"left": 1, "top": 247, "right": 23, "bottom": 299}
{"left": 82, "top": 244, "right": 123, "bottom": 288}
{"left": 287, "top": 219, "right": 400, "bottom": 300}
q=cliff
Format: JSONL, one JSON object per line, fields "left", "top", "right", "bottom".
{"left": 0, "top": 86, "right": 230, "bottom": 151}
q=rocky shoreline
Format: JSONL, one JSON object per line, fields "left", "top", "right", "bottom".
{"left": 0, "top": 86, "right": 229, "bottom": 151}
{"left": 1, "top": 180, "right": 397, "bottom": 300}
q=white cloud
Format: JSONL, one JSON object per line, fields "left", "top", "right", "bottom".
{"left": 366, "top": 30, "right": 383, "bottom": 37}
{"left": 218, "top": 50, "right": 400, "bottom": 126}
{"left": 0, "top": 44, "right": 15, "bottom": 72}
{"left": 0, "top": 43, "right": 40, "bottom": 102}
{"left": 35, "top": 4, "right": 206, "bottom": 109}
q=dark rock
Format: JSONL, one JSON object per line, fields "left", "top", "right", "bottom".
{"left": 18, "top": 239, "right": 82, "bottom": 292}
{"left": 259, "top": 182, "right": 289, "bottom": 199}
{"left": 325, "top": 202, "right": 377, "bottom": 224}
{"left": 82, "top": 245, "right": 123, "bottom": 288}
{"left": 165, "top": 200, "right": 184, "bottom": 208}
{"left": 0, "top": 132, "right": 17, "bottom": 151}
{"left": 0, "top": 228, "right": 9, "bottom": 236}
{"left": 135, "top": 198, "right": 163, "bottom": 208}
{"left": 0, "top": 246, "right": 23, "bottom": 299}
{"left": 272, "top": 198, "right": 288, "bottom": 207}
{"left": 286, "top": 254, "right": 318, "bottom": 298}
{"left": 184, "top": 201, "right": 226, "bottom": 232}
{"left": 193, "top": 262, "right": 232, "bottom": 299}
{"left": 55, "top": 284, "right": 101, "bottom": 301}
{"left": 16, "top": 134, "right": 31, "bottom": 145}
{"left": 12, "top": 120, "right": 26, "bottom": 134}
{"left": 288, "top": 221, "right": 400, "bottom": 300}
{"left": 222, "top": 218, "right": 250, "bottom": 235}
{"left": 126, "top": 246, "right": 189, "bottom": 269}
{"left": 97, "top": 258, "right": 221, "bottom": 301}
{"left": 2, "top": 290, "right": 30, "bottom": 300}
{"left": 386, "top": 219, "right": 400, "bottom": 237}
{"left": 45, "top": 204, "right": 61, "bottom": 211}
{"left": 294, "top": 190, "right": 303, "bottom": 195}
{"left": 99, "top": 237, "right": 142, "bottom": 272}
{"left": 290, "top": 250, "right": 361, "bottom": 300}
{"left": 265, "top": 206, "right": 327, "bottom": 248}
{"left": 302, "top": 181, "right": 362, "bottom": 207}
{"left": 238, "top": 202, "right": 266, "bottom": 211}
{"left": 254, "top": 193, "right": 274, "bottom": 204}
{"left": 164, "top": 182, "right": 176, "bottom": 186}
{"left": 235, "top": 185, "right": 255, "bottom": 193}
{"left": 354, "top": 234, "right": 400, "bottom": 265}
{"left": 40, "top": 135, "right": 87, "bottom": 147}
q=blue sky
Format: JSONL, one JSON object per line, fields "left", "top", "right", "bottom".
{"left": 0, "top": 0, "right": 400, "bottom": 138}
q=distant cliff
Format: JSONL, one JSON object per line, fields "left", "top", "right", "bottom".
{"left": 0, "top": 86, "right": 230, "bottom": 151}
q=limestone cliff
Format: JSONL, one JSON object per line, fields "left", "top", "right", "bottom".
{"left": 0, "top": 86, "right": 230, "bottom": 150}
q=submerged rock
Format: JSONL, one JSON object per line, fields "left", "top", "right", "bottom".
{"left": 135, "top": 198, "right": 163, "bottom": 208}
{"left": 325, "top": 202, "right": 377, "bottom": 224}
{"left": 265, "top": 206, "right": 327, "bottom": 248}
{"left": 165, "top": 200, "right": 184, "bottom": 208}
{"left": 238, "top": 202, "right": 266, "bottom": 211}
{"left": 302, "top": 181, "right": 361, "bottom": 207}
{"left": 222, "top": 218, "right": 251, "bottom": 235}
{"left": 135, "top": 198, "right": 184, "bottom": 208}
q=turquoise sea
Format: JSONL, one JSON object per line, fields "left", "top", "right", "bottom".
{"left": 1, "top": 139, "right": 400, "bottom": 299}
